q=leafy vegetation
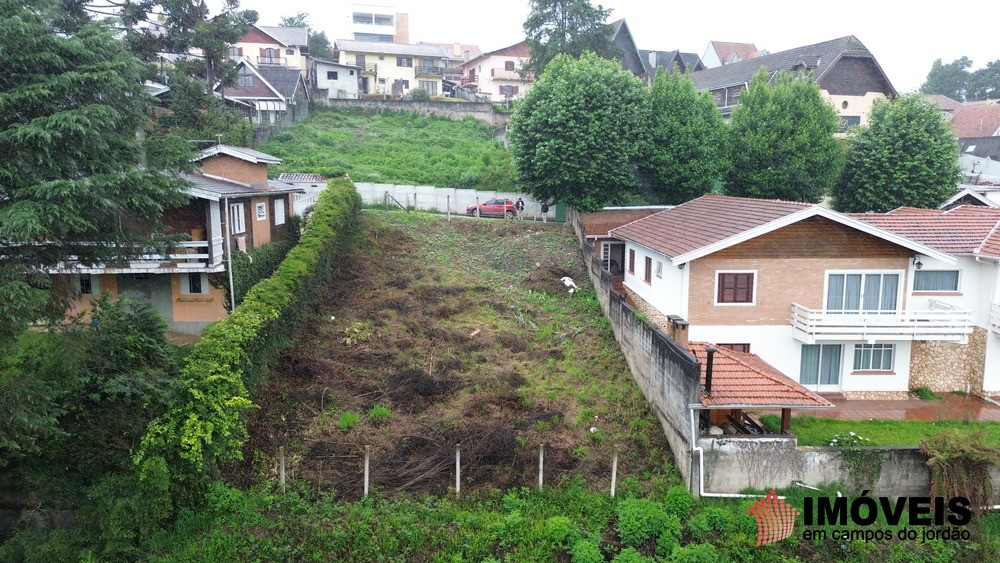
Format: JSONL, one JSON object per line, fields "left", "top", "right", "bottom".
{"left": 258, "top": 107, "right": 516, "bottom": 190}
{"left": 226, "top": 214, "right": 302, "bottom": 309}
{"left": 521, "top": 0, "right": 619, "bottom": 76}
{"left": 761, "top": 413, "right": 1000, "bottom": 446}
{"left": 510, "top": 52, "right": 647, "bottom": 211}
{"left": 724, "top": 68, "right": 845, "bottom": 202}
{"left": 831, "top": 94, "right": 961, "bottom": 212}
{"left": 921, "top": 56, "right": 1000, "bottom": 101}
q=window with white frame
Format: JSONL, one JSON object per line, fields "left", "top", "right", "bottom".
{"left": 274, "top": 198, "right": 286, "bottom": 226}
{"left": 800, "top": 344, "right": 842, "bottom": 386}
{"left": 655, "top": 261, "right": 663, "bottom": 279}
{"left": 913, "top": 270, "right": 960, "bottom": 292}
{"left": 255, "top": 202, "right": 267, "bottom": 221}
{"left": 826, "top": 272, "right": 899, "bottom": 313}
{"left": 79, "top": 274, "right": 99, "bottom": 295}
{"left": 229, "top": 202, "right": 246, "bottom": 234}
{"left": 853, "top": 343, "right": 894, "bottom": 371}
{"left": 181, "top": 273, "right": 209, "bottom": 295}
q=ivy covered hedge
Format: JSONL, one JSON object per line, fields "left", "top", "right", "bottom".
{"left": 135, "top": 179, "right": 360, "bottom": 503}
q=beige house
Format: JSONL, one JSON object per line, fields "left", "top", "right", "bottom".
{"left": 334, "top": 39, "right": 448, "bottom": 97}
{"left": 48, "top": 146, "right": 303, "bottom": 335}
{"left": 232, "top": 25, "right": 309, "bottom": 74}
{"left": 460, "top": 40, "right": 534, "bottom": 100}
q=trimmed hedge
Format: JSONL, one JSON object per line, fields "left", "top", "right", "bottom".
{"left": 134, "top": 179, "right": 360, "bottom": 501}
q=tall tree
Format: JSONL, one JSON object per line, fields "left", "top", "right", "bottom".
{"left": 831, "top": 95, "right": 961, "bottom": 213}
{"left": 522, "top": 0, "right": 619, "bottom": 76}
{"left": 509, "top": 52, "right": 646, "bottom": 212}
{"left": 0, "top": 0, "right": 189, "bottom": 343}
{"left": 967, "top": 60, "right": 1000, "bottom": 102}
{"left": 639, "top": 71, "right": 728, "bottom": 204}
{"left": 280, "top": 11, "right": 333, "bottom": 60}
{"left": 920, "top": 57, "right": 972, "bottom": 101}
{"left": 724, "top": 69, "right": 844, "bottom": 202}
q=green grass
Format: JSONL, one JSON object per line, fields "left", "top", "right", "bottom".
{"left": 760, "top": 413, "right": 1000, "bottom": 446}
{"left": 259, "top": 107, "right": 516, "bottom": 190}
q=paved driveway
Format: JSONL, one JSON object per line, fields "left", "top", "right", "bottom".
{"left": 793, "top": 393, "right": 1000, "bottom": 422}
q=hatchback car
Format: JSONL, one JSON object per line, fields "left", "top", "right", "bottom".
{"left": 466, "top": 198, "right": 516, "bottom": 218}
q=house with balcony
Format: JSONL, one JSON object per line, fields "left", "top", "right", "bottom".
{"left": 609, "top": 195, "right": 992, "bottom": 399}
{"left": 333, "top": 39, "right": 448, "bottom": 97}
{"left": 689, "top": 35, "right": 896, "bottom": 131}
{"left": 48, "top": 145, "right": 303, "bottom": 335}
{"left": 231, "top": 25, "right": 309, "bottom": 74}
{"left": 217, "top": 60, "right": 310, "bottom": 126}
{"left": 460, "top": 40, "right": 534, "bottom": 100}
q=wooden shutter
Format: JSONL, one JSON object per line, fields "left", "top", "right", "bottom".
{"left": 628, "top": 249, "right": 635, "bottom": 274}
{"left": 717, "top": 273, "right": 753, "bottom": 303}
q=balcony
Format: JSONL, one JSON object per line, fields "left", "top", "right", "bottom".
{"left": 791, "top": 301, "right": 973, "bottom": 344}
{"left": 491, "top": 68, "right": 534, "bottom": 81}
{"left": 48, "top": 239, "right": 225, "bottom": 274}
{"left": 257, "top": 56, "right": 287, "bottom": 66}
{"left": 356, "top": 63, "right": 378, "bottom": 74}
{"left": 461, "top": 75, "right": 478, "bottom": 87}
{"left": 415, "top": 66, "right": 444, "bottom": 77}
{"left": 992, "top": 303, "right": 1000, "bottom": 334}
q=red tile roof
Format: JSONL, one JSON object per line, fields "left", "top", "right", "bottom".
{"left": 948, "top": 103, "right": 1000, "bottom": 138}
{"left": 852, "top": 206, "right": 1000, "bottom": 257}
{"left": 609, "top": 195, "right": 810, "bottom": 258}
{"left": 688, "top": 342, "right": 834, "bottom": 408}
{"left": 709, "top": 41, "right": 761, "bottom": 63}
{"left": 579, "top": 208, "right": 666, "bottom": 237}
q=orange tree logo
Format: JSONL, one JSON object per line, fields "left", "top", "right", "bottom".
{"left": 745, "top": 490, "right": 800, "bottom": 546}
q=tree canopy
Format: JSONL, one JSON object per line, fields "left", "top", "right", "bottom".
{"left": 920, "top": 57, "right": 972, "bottom": 101}
{"left": 522, "top": 0, "right": 619, "bottom": 76}
{"left": 509, "top": 52, "right": 646, "bottom": 212}
{"left": 724, "top": 69, "right": 844, "bottom": 202}
{"left": 0, "top": 0, "right": 189, "bottom": 342}
{"left": 831, "top": 94, "right": 960, "bottom": 213}
{"left": 639, "top": 71, "right": 728, "bottom": 204}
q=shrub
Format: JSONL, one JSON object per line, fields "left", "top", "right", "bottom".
{"left": 664, "top": 485, "right": 695, "bottom": 520}
{"left": 687, "top": 506, "right": 743, "bottom": 541}
{"left": 615, "top": 497, "right": 668, "bottom": 547}
{"left": 570, "top": 539, "right": 603, "bottom": 563}
{"left": 368, "top": 404, "right": 391, "bottom": 423}
{"left": 671, "top": 543, "right": 719, "bottom": 562}
{"left": 654, "top": 515, "right": 682, "bottom": 558}
{"left": 612, "top": 547, "right": 651, "bottom": 562}
{"left": 912, "top": 386, "right": 942, "bottom": 400}
{"left": 338, "top": 411, "right": 361, "bottom": 433}
{"left": 409, "top": 88, "right": 430, "bottom": 101}
{"left": 544, "top": 515, "right": 576, "bottom": 547}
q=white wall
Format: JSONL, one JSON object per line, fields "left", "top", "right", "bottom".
{"left": 353, "top": 183, "right": 556, "bottom": 218}
{"left": 315, "top": 63, "right": 359, "bottom": 99}
{"left": 621, "top": 243, "right": 684, "bottom": 318}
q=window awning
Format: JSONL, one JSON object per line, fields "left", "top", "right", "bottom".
{"left": 252, "top": 100, "right": 286, "bottom": 112}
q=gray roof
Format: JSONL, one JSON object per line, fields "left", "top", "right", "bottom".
{"left": 258, "top": 25, "right": 308, "bottom": 47}
{"left": 278, "top": 173, "right": 328, "bottom": 182}
{"left": 335, "top": 39, "right": 449, "bottom": 58}
{"left": 961, "top": 137, "right": 1000, "bottom": 160}
{"left": 689, "top": 35, "right": 896, "bottom": 95}
{"left": 313, "top": 58, "right": 357, "bottom": 69}
{"left": 257, "top": 66, "right": 305, "bottom": 98}
{"left": 181, "top": 173, "right": 303, "bottom": 199}
{"left": 195, "top": 145, "right": 281, "bottom": 165}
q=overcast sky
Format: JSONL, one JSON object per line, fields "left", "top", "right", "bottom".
{"left": 231, "top": 0, "right": 996, "bottom": 94}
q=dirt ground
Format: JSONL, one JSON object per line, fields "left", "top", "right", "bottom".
{"left": 233, "top": 213, "right": 673, "bottom": 499}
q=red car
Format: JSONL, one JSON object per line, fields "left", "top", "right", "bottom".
{"left": 467, "top": 198, "right": 516, "bottom": 218}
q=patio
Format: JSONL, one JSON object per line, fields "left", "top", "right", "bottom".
{"left": 791, "top": 393, "right": 1000, "bottom": 422}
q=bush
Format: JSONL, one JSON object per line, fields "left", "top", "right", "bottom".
{"left": 612, "top": 547, "right": 651, "bottom": 562}
{"left": 409, "top": 88, "right": 430, "bottom": 101}
{"left": 570, "top": 539, "right": 604, "bottom": 563}
{"left": 687, "top": 506, "right": 745, "bottom": 541}
{"left": 615, "top": 497, "right": 668, "bottom": 547}
{"left": 655, "top": 515, "right": 682, "bottom": 558}
{"left": 338, "top": 411, "right": 361, "bottom": 433}
{"left": 664, "top": 485, "right": 695, "bottom": 520}
{"left": 671, "top": 543, "right": 719, "bottom": 562}
{"left": 368, "top": 404, "right": 391, "bottom": 423}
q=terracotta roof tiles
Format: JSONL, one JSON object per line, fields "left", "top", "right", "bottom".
{"left": 949, "top": 103, "right": 1000, "bottom": 138}
{"left": 579, "top": 208, "right": 667, "bottom": 237}
{"left": 852, "top": 206, "right": 1000, "bottom": 257}
{"left": 689, "top": 342, "right": 834, "bottom": 408}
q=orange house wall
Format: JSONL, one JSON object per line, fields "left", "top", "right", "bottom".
{"left": 201, "top": 155, "right": 268, "bottom": 184}
{"left": 58, "top": 274, "right": 120, "bottom": 317}
{"left": 250, "top": 196, "right": 272, "bottom": 248}
{"left": 170, "top": 274, "right": 228, "bottom": 322}
{"left": 687, "top": 217, "right": 912, "bottom": 325}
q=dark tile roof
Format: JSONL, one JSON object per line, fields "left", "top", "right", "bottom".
{"left": 610, "top": 195, "right": 810, "bottom": 258}
{"left": 257, "top": 66, "right": 304, "bottom": 98}
{"left": 689, "top": 342, "right": 834, "bottom": 408}
{"left": 278, "top": 173, "right": 328, "bottom": 183}
{"left": 181, "top": 173, "right": 303, "bottom": 198}
{"left": 258, "top": 26, "right": 308, "bottom": 47}
{"left": 579, "top": 208, "right": 667, "bottom": 237}
{"left": 960, "top": 137, "right": 1000, "bottom": 159}
{"left": 851, "top": 206, "right": 1000, "bottom": 257}
{"left": 690, "top": 35, "right": 896, "bottom": 97}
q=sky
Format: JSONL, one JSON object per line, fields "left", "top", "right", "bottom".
{"left": 228, "top": 0, "right": 997, "bottom": 94}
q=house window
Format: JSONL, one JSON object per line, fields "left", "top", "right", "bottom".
{"left": 274, "top": 198, "right": 286, "bottom": 226}
{"left": 374, "top": 14, "right": 393, "bottom": 25}
{"left": 350, "top": 70, "right": 355, "bottom": 76}
{"left": 229, "top": 202, "right": 246, "bottom": 234}
{"left": 418, "top": 80, "right": 438, "bottom": 96}
{"left": 327, "top": 71, "right": 339, "bottom": 80}
{"left": 402, "top": 79, "right": 410, "bottom": 89}
{"left": 628, "top": 249, "right": 635, "bottom": 274}
{"left": 716, "top": 271, "right": 755, "bottom": 304}
{"left": 79, "top": 274, "right": 99, "bottom": 295}
{"left": 718, "top": 343, "right": 750, "bottom": 353}
{"left": 655, "top": 261, "right": 663, "bottom": 279}
{"left": 853, "top": 343, "right": 894, "bottom": 372}
{"left": 826, "top": 272, "right": 899, "bottom": 312}
{"left": 353, "top": 12, "right": 374, "bottom": 24}
{"left": 500, "top": 85, "right": 514, "bottom": 97}
{"left": 505, "top": 60, "right": 515, "bottom": 71}
{"left": 800, "top": 344, "right": 842, "bottom": 386}
{"left": 182, "top": 272, "right": 209, "bottom": 295}
{"left": 238, "top": 65, "right": 253, "bottom": 87}
{"left": 285, "top": 49, "right": 294, "bottom": 55}
{"left": 644, "top": 257, "right": 652, "bottom": 284}
{"left": 228, "top": 46, "right": 242, "bottom": 58}
{"left": 255, "top": 202, "right": 267, "bottom": 221}
{"left": 261, "top": 48, "right": 279, "bottom": 64}
{"left": 914, "top": 270, "right": 960, "bottom": 292}
{"left": 397, "top": 57, "right": 413, "bottom": 67}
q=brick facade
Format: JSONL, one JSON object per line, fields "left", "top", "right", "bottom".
{"left": 201, "top": 155, "right": 268, "bottom": 185}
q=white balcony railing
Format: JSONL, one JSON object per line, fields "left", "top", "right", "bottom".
{"left": 48, "top": 239, "right": 224, "bottom": 273}
{"left": 991, "top": 302, "right": 1000, "bottom": 334}
{"left": 791, "top": 301, "right": 973, "bottom": 344}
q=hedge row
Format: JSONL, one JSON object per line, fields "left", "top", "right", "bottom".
{"left": 135, "top": 179, "right": 361, "bottom": 500}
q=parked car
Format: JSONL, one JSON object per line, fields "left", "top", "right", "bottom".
{"left": 467, "top": 198, "right": 516, "bottom": 218}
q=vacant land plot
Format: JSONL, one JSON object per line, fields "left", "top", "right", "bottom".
{"left": 234, "top": 211, "right": 676, "bottom": 499}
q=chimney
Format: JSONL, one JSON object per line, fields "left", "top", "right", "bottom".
{"left": 453, "top": 42, "right": 461, "bottom": 57}
{"left": 704, "top": 345, "right": 717, "bottom": 395}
